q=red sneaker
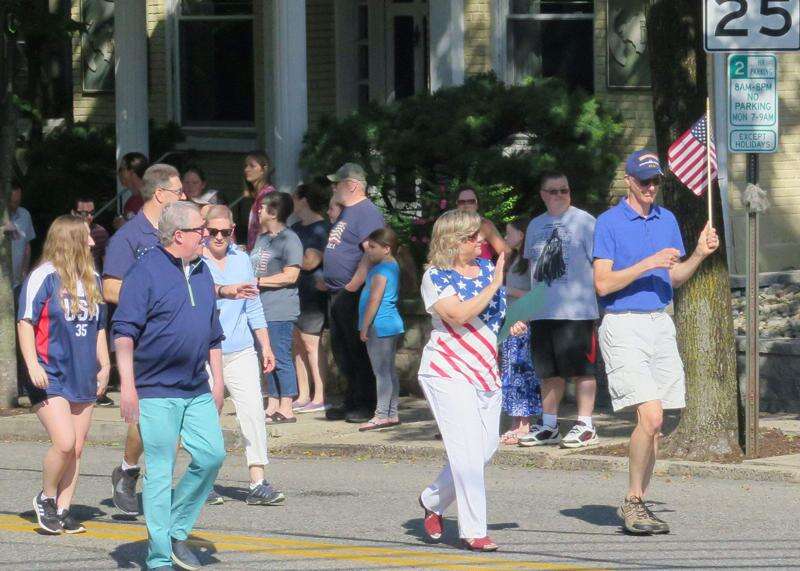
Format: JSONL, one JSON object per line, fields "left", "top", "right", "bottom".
{"left": 418, "top": 496, "right": 443, "bottom": 541}
{"left": 463, "top": 536, "right": 499, "bottom": 552}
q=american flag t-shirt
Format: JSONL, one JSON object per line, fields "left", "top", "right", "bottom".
{"left": 419, "top": 258, "right": 506, "bottom": 391}
{"left": 667, "top": 116, "right": 718, "bottom": 196}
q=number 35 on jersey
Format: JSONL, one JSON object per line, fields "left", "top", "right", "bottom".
{"left": 705, "top": 0, "right": 800, "bottom": 52}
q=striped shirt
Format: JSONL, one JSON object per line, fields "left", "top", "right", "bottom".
{"left": 419, "top": 258, "right": 506, "bottom": 391}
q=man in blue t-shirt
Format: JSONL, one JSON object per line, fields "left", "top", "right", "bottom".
{"left": 322, "top": 163, "right": 385, "bottom": 422}
{"left": 104, "top": 163, "right": 186, "bottom": 516}
{"left": 593, "top": 149, "right": 719, "bottom": 536}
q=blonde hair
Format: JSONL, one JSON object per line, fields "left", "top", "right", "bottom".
{"left": 427, "top": 209, "right": 481, "bottom": 269}
{"left": 204, "top": 204, "right": 234, "bottom": 224}
{"left": 40, "top": 215, "right": 102, "bottom": 317}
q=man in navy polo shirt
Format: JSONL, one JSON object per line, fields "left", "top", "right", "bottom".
{"left": 114, "top": 201, "right": 226, "bottom": 570}
{"left": 104, "top": 164, "right": 186, "bottom": 516}
{"left": 593, "top": 149, "right": 719, "bottom": 536}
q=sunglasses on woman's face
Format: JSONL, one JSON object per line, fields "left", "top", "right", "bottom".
{"left": 457, "top": 198, "right": 477, "bottom": 206}
{"left": 543, "top": 187, "right": 570, "bottom": 196}
{"left": 208, "top": 228, "right": 233, "bottom": 238}
{"left": 462, "top": 231, "right": 481, "bottom": 243}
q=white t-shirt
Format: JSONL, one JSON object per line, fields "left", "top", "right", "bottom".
{"left": 524, "top": 206, "right": 599, "bottom": 320}
{"left": 418, "top": 258, "right": 506, "bottom": 392}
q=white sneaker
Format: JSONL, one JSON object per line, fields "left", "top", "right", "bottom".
{"left": 518, "top": 424, "right": 561, "bottom": 447}
{"left": 560, "top": 421, "right": 599, "bottom": 448}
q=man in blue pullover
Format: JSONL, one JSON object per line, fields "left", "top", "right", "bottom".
{"left": 113, "top": 201, "right": 225, "bottom": 571}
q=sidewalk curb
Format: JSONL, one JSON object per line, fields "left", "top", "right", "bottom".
{"left": 0, "top": 415, "right": 241, "bottom": 450}
{"left": 268, "top": 443, "right": 800, "bottom": 484}
{"left": 3, "top": 415, "right": 799, "bottom": 484}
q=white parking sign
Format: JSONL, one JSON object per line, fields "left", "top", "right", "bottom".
{"left": 728, "top": 54, "right": 778, "bottom": 152}
{"left": 705, "top": 0, "right": 800, "bottom": 52}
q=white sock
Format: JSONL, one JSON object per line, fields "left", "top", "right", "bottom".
{"left": 578, "top": 415, "right": 594, "bottom": 429}
{"left": 40, "top": 492, "right": 56, "bottom": 501}
{"left": 542, "top": 413, "right": 558, "bottom": 429}
{"left": 250, "top": 481, "right": 261, "bottom": 490}
{"left": 57, "top": 507, "right": 67, "bottom": 516}
{"left": 121, "top": 459, "right": 138, "bottom": 472}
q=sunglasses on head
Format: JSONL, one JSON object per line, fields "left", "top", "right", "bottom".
{"left": 208, "top": 228, "right": 233, "bottom": 238}
{"left": 543, "top": 187, "right": 570, "bottom": 196}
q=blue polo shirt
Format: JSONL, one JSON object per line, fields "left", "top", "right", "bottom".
{"left": 103, "top": 211, "right": 160, "bottom": 280}
{"left": 592, "top": 199, "right": 685, "bottom": 312}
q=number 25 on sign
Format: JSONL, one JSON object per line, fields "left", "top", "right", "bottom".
{"left": 705, "top": 0, "right": 800, "bottom": 52}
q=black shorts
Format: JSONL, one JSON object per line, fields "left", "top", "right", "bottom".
{"left": 531, "top": 319, "right": 597, "bottom": 379}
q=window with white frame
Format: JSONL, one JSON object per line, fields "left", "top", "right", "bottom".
{"left": 507, "top": 1, "right": 594, "bottom": 92}
{"left": 176, "top": 0, "right": 255, "bottom": 127}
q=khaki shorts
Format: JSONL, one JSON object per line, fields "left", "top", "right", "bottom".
{"left": 598, "top": 312, "right": 686, "bottom": 412}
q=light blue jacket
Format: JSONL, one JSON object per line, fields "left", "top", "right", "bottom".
{"left": 203, "top": 245, "right": 267, "bottom": 354}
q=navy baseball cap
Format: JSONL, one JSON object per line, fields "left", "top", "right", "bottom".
{"left": 625, "top": 150, "right": 663, "bottom": 180}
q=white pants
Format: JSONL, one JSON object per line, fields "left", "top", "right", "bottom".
{"left": 419, "top": 376, "right": 502, "bottom": 539}
{"left": 223, "top": 347, "right": 269, "bottom": 467}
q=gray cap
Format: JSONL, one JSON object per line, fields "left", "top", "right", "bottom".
{"left": 327, "top": 162, "right": 367, "bottom": 185}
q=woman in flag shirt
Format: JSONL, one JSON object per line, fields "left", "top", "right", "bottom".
{"left": 17, "top": 215, "right": 110, "bottom": 535}
{"left": 417, "top": 209, "right": 527, "bottom": 552}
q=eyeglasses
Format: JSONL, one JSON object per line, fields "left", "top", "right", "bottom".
{"left": 635, "top": 176, "right": 662, "bottom": 188}
{"left": 207, "top": 228, "right": 233, "bottom": 238}
{"left": 160, "top": 185, "right": 185, "bottom": 196}
{"left": 74, "top": 210, "right": 95, "bottom": 217}
{"left": 543, "top": 187, "right": 570, "bottom": 196}
{"left": 457, "top": 198, "right": 477, "bottom": 206}
{"left": 178, "top": 226, "right": 206, "bottom": 236}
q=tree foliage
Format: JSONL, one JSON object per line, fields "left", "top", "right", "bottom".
{"left": 301, "top": 73, "right": 623, "bottom": 266}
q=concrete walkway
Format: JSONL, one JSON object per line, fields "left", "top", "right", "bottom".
{"left": 3, "top": 392, "right": 800, "bottom": 483}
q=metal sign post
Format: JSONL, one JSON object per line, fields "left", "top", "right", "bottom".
{"left": 726, "top": 54, "right": 779, "bottom": 458}
{"left": 745, "top": 154, "right": 760, "bottom": 458}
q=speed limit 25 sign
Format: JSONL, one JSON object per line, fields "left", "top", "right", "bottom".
{"left": 705, "top": 0, "right": 800, "bottom": 51}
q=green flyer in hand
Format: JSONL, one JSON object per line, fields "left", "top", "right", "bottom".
{"left": 498, "top": 284, "right": 546, "bottom": 343}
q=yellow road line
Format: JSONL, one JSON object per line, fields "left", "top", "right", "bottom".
{"left": 0, "top": 514, "right": 596, "bottom": 570}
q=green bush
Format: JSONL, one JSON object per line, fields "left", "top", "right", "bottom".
{"left": 300, "top": 73, "right": 623, "bottom": 265}
{"left": 20, "top": 121, "right": 184, "bottom": 247}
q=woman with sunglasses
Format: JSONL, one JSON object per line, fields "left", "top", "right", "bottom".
{"left": 201, "top": 205, "right": 285, "bottom": 506}
{"left": 455, "top": 188, "right": 510, "bottom": 261}
{"left": 251, "top": 192, "right": 304, "bottom": 423}
{"left": 417, "top": 209, "right": 527, "bottom": 552}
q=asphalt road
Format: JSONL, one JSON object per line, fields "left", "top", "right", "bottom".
{"left": 0, "top": 440, "right": 797, "bottom": 570}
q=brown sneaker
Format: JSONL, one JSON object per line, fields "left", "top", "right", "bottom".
{"left": 617, "top": 496, "right": 670, "bottom": 535}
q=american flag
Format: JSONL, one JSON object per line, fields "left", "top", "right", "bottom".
{"left": 667, "top": 116, "right": 718, "bottom": 196}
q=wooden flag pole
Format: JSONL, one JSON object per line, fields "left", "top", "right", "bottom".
{"left": 706, "top": 97, "right": 714, "bottom": 228}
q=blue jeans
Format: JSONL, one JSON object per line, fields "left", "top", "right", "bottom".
{"left": 138, "top": 393, "right": 226, "bottom": 569}
{"left": 366, "top": 331, "right": 401, "bottom": 418}
{"left": 266, "top": 321, "right": 298, "bottom": 398}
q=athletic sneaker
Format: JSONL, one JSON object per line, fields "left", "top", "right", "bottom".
{"left": 245, "top": 481, "right": 285, "bottom": 506}
{"left": 518, "top": 424, "right": 561, "bottom": 447}
{"left": 560, "top": 421, "right": 599, "bottom": 448}
{"left": 111, "top": 465, "right": 141, "bottom": 515}
{"left": 32, "top": 492, "right": 61, "bottom": 534}
{"left": 206, "top": 489, "right": 224, "bottom": 505}
{"left": 617, "top": 496, "right": 670, "bottom": 535}
{"left": 96, "top": 393, "right": 115, "bottom": 407}
{"left": 58, "top": 509, "right": 86, "bottom": 534}
{"left": 171, "top": 537, "right": 201, "bottom": 570}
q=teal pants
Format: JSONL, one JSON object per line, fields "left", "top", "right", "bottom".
{"left": 139, "top": 392, "right": 226, "bottom": 569}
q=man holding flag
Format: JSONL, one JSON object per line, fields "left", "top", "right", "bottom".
{"left": 592, "top": 149, "right": 719, "bottom": 535}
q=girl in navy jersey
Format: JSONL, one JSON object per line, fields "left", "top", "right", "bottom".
{"left": 18, "top": 215, "right": 110, "bottom": 535}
